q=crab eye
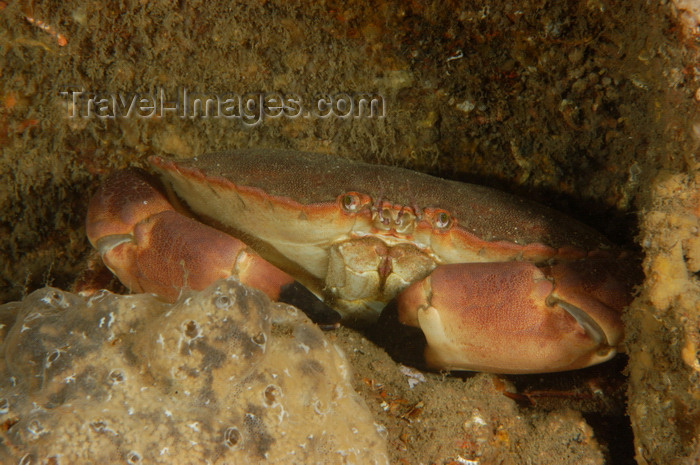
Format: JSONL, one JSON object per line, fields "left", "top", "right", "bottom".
{"left": 340, "top": 193, "right": 361, "bottom": 212}
{"left": 434, "top": 210, "right": 451, "bottom": 229}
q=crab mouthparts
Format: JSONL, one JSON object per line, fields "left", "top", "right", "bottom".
{"left": 378, "top": 254, "right": 393, "bottom": 279}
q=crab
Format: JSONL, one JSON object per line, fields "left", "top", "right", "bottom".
{"left": 85, "top": 149, "right": 638, "bottom": 374}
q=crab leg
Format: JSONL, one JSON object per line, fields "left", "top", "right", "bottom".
{"left": 396, "top": 259, "right": 633, "bottom": 374}
{"left": 86, "top": 168, "right": 294, "bottom": 302}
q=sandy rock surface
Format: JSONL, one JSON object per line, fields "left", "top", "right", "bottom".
{"left": 0, "top": 279, "right": 389, "bottom": 465}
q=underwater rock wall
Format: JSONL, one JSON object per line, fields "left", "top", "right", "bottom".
{"left": 0, "top": 279, "right": 389, "bottom": 464}
{"left": 625, "top": 172, "right": 700, "bottom": 463}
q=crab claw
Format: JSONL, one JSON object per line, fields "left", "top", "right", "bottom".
{"left": 86, "top": 168, "right": 294, "bottom": 302}
{"left": 396, "top": 259, "right": 633, "bottom": 373}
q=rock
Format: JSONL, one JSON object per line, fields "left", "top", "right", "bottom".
{"left": 0, "top": 279, "right": 389, "bottom": 464}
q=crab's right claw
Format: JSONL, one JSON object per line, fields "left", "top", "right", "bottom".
{"left": 396, "top": 259, "right": 635, "bottom": 374}
{"left": 86, "top": 168, "right": 294, "bottom": 302}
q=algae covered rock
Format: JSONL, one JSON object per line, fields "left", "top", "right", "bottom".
{"left": 0, "top": 279, "right": 389, "bottom": 464}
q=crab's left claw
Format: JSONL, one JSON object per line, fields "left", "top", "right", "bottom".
{"left": 85, "top": 168, "right": 342, "bottom": 327}
{"left": 396, "top": 259, "right": 635, "bottom": 374}
{"left": 85, "top": 168, "right": 296, "bottom": 302}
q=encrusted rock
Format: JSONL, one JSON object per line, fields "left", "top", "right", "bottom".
{"left": 0, "top": 279, "right": 389, "bottom": 464}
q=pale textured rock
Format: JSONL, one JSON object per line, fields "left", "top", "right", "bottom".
{"left": 0, "top": 279, "right": 389, "bottom": 465}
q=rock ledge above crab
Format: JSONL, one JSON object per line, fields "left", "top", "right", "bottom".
{"left": 84, "top": 149, "right": 639, "bottom": 374}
